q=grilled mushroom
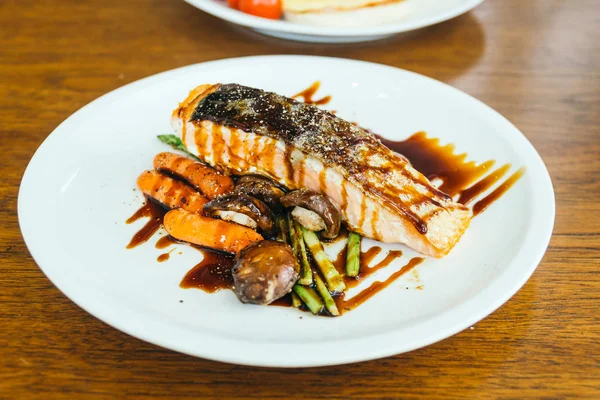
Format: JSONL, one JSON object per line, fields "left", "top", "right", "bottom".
{"left": 232, "top": 240, "right": 300, "bottom": 305}
{"left": 203, "top": 193, "right": 275, "bottom": 235}
{"left": 280, "top": 189, "right": 341, "bottom": 239}
{"left": 237, "top": 174, "right": 288, "bottom": 190}
{"left": 234, "top": 175, "right": 286, "bottom": 212}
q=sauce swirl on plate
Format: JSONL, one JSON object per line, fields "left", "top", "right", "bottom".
{"left": 292, "top": 81, "right": 331, "bottom": 105}
{"left": 375, "top": 131, "right": 525, "bottom": 213}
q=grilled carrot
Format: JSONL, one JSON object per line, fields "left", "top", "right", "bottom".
{"left": 137, "top": 170, "right": 207, "bottom": 213}
{"left": 153, "top": 152, "right": 235, "bottom": 199}
{"left": 164, "top": 208, "right": 263, "bottom": 254}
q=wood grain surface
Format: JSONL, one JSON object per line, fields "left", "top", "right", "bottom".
{"left": 1, "top": 0, "right": 599, "bottom": 398}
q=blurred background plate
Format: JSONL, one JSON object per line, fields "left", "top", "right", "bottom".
{"left": 183, "top": 0, "right": 485, "bottom": 43}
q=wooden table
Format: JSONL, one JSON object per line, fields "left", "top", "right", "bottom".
{"left": 2, "top": 0, "right": 598, "bottom": 398}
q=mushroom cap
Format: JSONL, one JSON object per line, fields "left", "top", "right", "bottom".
{"left": 232, "top": 240, "right": 300, "bottom": 305}
{"left": 237, "top": 174, "right": 288, "bottom": 192}
{"left": 234, "top": 177, "right": 286, "bottom": 212}
{"left": 204, "top": 193, "right": 275, "bottom": 235}
{"left": 280, "top": 189, "right": 342, "bottom": 239}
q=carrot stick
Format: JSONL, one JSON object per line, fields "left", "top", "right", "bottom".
{"left": 164, "top": 208, "right": 263, "bottom": 254}
{"left": 153, "top": 152, "right": 234, "bottom": 199}
{"left": 137, "top": 170, "right": 207, "bottom": 213}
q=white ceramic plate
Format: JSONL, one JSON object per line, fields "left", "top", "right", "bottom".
{"left": 183, "top": 0, "right": 485, "bottom": 43}
{"left": 19, "top": 56, "right": 554, "bottom": 367}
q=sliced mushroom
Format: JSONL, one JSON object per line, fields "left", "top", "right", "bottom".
{"left": 234, "top": 176, "right": 286, "bottom": 212}
{"left": 291, "top": 207, "right": 327, "bottom": 231}
{"left": 232, "top": 240, "right": 300, "bottom": 305}
{"left": 203, "top": 193, "right": 275, "bottom": 235}
{"left": 280, "top": 189, "right": 341, "bottom": 239}
{"left": 237, "top": 174, "right": 288, "bottom": 192}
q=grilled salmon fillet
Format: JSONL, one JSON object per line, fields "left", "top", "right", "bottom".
{"left": 171, "top": 84, "right": 471, "bottom": 257}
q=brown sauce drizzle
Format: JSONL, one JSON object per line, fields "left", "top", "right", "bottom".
{"left": 157, "top": 249, "right": 174, "bottom": 263}
{"left": 336, "top": 257, "right": 424, "bottom": 313}
{"left": 360, "top": 246, "right": 382, "bottom": 268}
{"left": 322, "top": 226, "right": 348, "bottom": 246}
{"left": 298, "top": 158, "right": 307, "bottom": 187}
{"left": 332, "top": 246, "right": 347, "bottom": 274}
{"left": 265, "top": 140, "right": 278, "bottom": 178}
{"left": 238, "top": 131, "right": 250, "bottom": 171}
{"left": 370, "top": 207, "right": 380, "bottom": 241}
{"left": 155, "top": 235, "right": 177, "bottom": 249}
{"left": 126, "top": 200, "right": 168, "bottom": 249}
{"left": 180, "top": 251, "right": 234, "bottom": 292}
{"left": 269, "top": 294, "right": 293, "bottom": 307}
{"left": 357, "top": 197, "right": 367, "bottom": 229}
{"left": 227, "top": 126, "right": 247, "bottom": 171}
{"left": 375, "top": 132, "right": 525, "bottom": 216}
{"left": 473, "top": 167, "right": 526, "bottom": 216}
{"left": 318, "top": 169, "right": 327, "bottom": 193}
{"left": 249, "top": 136, "right": 261, "bottom": 167}
{"left": 345, "top": 248, "right": 402, "bottom": 289}
{"left": 293, "top": 81, "right": 331, "bottom": 105}
{"left": 457, "top": 163, "right": 510, "bottom": 205}
{"left": 359, "top": 250, "right": 403, "bottom": 282}
{"left": 283, "top": 145, "right": 294, "bottom": 184}
{"left": 126, "top": 201, "right": 153, "bottom": 224}
{"left": 336, "top": 227, "right": 350, "bottom": 242}
{"left": 229, "top": 127, "right": 240, "bottom": 157}
{"left": 211, "top": 125, "right": 224, "bottom": 168}
{"left": 376, "top": 131, "right": 494, "bottom": 197}
{"left": 339, "top": 181, "right": 348, "bottom": 215}
{"left": 194, "top": 124, "right": 208, "bottom": 164}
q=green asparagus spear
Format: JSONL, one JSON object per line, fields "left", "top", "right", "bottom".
{"left": 293, "top": 285, "right": 323, "bottom": 315}
{"left": 301, "top": 227, "right": 346, "bottom": 293}
{"left": 291, "top": 292, "right": 302, "bottom": 308}
{"left": 346, "top": 232, "right": 361, "bottom": 277}
{"left": 314, "top": 273, "right": 340, "bottom": 316}
{"left": 275, "top": 215, "right": 289, "bottom": 244}
{"left": 287, "top": 214, "right": 313, "bottom": 285}
{"left": 157, "top": 134, "right": 204, "bottom": 163}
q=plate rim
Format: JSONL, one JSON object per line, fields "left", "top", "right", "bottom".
{"left": 18, "top": 55, "right": 555, "bottom": 367}
{"left": 183, "top": 0, "right": 486, "bottom": 37}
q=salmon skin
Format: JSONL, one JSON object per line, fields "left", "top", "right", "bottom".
{"left": 172, "top": 84, "right": 471, "bottom": 257}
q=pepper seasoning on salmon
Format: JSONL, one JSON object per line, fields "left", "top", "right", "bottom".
{"left": 172, "top": 84, "right": 471, "bottom": 257}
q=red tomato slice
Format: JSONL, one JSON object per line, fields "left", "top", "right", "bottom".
{"left": 238, "top": 0, "right": 282, "bottom": 20}
{"left": 228, "top": 0, "right": 240, "bottom": 8}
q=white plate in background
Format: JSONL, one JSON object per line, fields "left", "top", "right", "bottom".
{"left": 19, "top": 56, "right": 554, "bottom": 367}
{"left": 183, "top": 0, "right": 485, "bottom": 43}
